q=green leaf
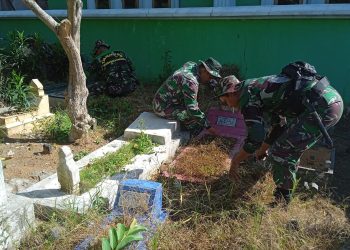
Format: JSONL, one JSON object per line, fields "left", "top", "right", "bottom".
{"left": 116, "top": 223, "right": 126, "bottom": 243}
{"left": 109, "top": 227, "right": 118, "bottom": 249}
{"left": 129, "top": 218, "right": 137, "bottom": 229}
{"left": 116, "top": 234, "right": 144, "bottom": 250}
{"left": 127, "top": 225, "right": 147, "bottom": 236}
{"left": 101, "top": 238, "right": 112, "bottom": 250}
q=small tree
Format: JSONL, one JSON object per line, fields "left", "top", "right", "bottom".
{"left": 22, "top": 0, "right": 95, "bottom": 141}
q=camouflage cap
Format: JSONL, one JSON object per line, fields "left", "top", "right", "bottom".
{"left": 93, "top": 40, "right": 110, "bottom": 55}
{"left": 199, "top": 57, "right": 222, "bottom": 78}
{"left": 216, "top": 75, "right": 241, "bottom": 97}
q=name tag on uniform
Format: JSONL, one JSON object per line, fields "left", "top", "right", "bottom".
{"left": 216, "top": 116, "right": 236, "bottom": 127}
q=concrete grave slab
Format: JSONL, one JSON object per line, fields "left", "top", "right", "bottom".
{"left": 124, "top": 112, "right": 179, "bottom": 145}
{"left": 0, "top": 194, "right": 35, "bottom": 249}
{"left": 0, "top": 161, "right": 7, "bottom": 207}
{"left": 17, "top": 131, "right": 188, "bottom": 216}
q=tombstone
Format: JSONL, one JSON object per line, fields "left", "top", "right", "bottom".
{"left": 0, "top": 160, "right": 7, "bottom": 207}
{"left": 113, "top": 179, "right": 166, "bottom": 223}
{"left": 57, "top": 146, "right": 80, "bottom": 195}
{"left": 203, "top": 107, "right": 246, "bottom": 139}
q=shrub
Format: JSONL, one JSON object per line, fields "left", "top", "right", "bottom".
{"left": 38, "top": 110, "right": 72, "bottom": 142}
{"left": 0, "top": 71, "right": 34, "bottom": 111}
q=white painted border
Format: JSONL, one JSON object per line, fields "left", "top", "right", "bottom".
{"left": 1, "top": 4, "right": 350, "bottom": 19}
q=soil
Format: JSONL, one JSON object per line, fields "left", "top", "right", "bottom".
{"left": 0, "top": 128, "right": 109, "bottom": 191}
{"left": 164, "top": 135, "right": 237, "bottom": 181}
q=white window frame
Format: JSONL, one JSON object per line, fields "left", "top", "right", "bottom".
{"left": 88, "top": 0, "right": 179, "bottom": 9}
{"left": 213, "top": 0, "right": 236, "bottom": 7}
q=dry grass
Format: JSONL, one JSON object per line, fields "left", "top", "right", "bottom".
{"left": 170, "top": 135, "right": 236, "bottom": 180}
{"left": 152, "top": 162, "right": 350, "bottom": 250}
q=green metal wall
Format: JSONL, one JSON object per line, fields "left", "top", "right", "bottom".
{"left": 179, "top": 0, "right": 213, "bottom": 7}
{"left": 236, "top": 0, "right": 261, "bottom": 6}
{"left": 0, "top": 18, "right": 349, "bottom": 103}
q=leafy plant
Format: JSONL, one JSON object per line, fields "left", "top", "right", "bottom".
{"left": 2, "top": 71, "right": 35, "bottom": 110}
{"left": 38, "top": 110, "right": 72, "bottom": 142}
{"left": 101, "top": 218, "right": 147, "bottom": 250}
{"left": 131, "top": 131, "right": 155, "bottom": 155}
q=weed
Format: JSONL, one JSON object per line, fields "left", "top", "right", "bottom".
{"left": 73, "top": 150, "right": 89, "bottom": 161}
{"left": 36, "top": 109, "right": 72, "bottom": 142}
{"left": 130, "top": 131, "right": 154, "bottom": 155}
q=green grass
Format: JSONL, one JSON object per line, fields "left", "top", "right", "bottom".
{"left": 73, "top": 150, "right": 89, "bottom": 161}
{"left": 80, "top": 133, "right": 155, "bottom": 192}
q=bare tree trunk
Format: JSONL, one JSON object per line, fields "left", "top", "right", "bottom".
{"left": 22, "top": 0, "right": 95, "bottom": 141}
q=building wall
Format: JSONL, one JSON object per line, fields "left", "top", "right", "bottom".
{"left": 0, "top": 12, "right": 349, "bottom": 103}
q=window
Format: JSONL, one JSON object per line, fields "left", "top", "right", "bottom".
{"left": 327, "top": 0, "right": 350, "bottom": 3}
{"left": 96, "top": 0, "right": 110, "bottom": 9}
{"left": 153, "top": 0, "right": 170, "bottom": 8}
{"left": 275, "top": 0, "right": 303, "bottom": 4}
{"left": 123, "top": 0, "right": 139, "bottom": 8}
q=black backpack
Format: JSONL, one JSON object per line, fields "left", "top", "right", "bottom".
{"left": 277, "top": 61, "right": 329, "bottom": 115}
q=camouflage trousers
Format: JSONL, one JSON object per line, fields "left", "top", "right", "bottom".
{"left": 90, "top": 72, "right": 137, "bottom": 97}
{"left": 268, "top": 98, "right": 343, "bottom": 192}
{"left": 153, "top": 104, "right": 203, "bottom": 134}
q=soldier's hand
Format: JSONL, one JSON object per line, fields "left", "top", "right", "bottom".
{"left": 254, "top": 150, "right": 268, "bottom": 161}
{"left": 228, "top": 160, "right": 240, "bottom": 181}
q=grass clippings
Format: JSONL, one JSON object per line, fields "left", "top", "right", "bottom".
{"left": 170, "top": 135, "right": 236, "bottom": 180}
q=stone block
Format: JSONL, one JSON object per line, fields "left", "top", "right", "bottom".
{"left": 113, "top": 179, "right": 166, "bottom": 222}
{"left": 0, "top": 161, "right": 7, "bottom": 207}
{"left": 57, "top": 146, "right": 80, "bottom": 194}
{"left": 0, "top": 194, "right": 35, "bottom": 249}
{"left": 124, "top": 112, "right": 179, "bottom": 145}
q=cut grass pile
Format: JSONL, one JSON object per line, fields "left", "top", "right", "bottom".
{"left": 169, "top": 135, "right": 236, "bottom": 180}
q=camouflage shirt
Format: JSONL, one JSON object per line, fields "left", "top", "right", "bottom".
{"left": 153, "top": 62, "right": 209, "bottom": 128}
{"left": 238, "top": 75, "right": 343, "bottom": 153}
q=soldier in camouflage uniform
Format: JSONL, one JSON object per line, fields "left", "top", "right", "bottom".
{"left": 89, "top": 40, "right": 139, "bottom": 97}
{"left": 152, "top": 57, "right": 222, "bottom": 135}
{"left": 217, "top": 62, "right": 343, "bottom": 203}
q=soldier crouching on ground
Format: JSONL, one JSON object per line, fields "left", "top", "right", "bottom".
{"left": 217, "top": 62, "right": 343, "bottom": 204}
{"left": 152, "top": 57, "right": 222, "bottom": 136}
{"left": 89, "top": 40, "right": 139, "bottom": 97}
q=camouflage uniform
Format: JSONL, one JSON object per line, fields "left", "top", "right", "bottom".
{"left": 90, "top": 49, "right": 138, "bottom": 97}
{"left": 238, "top": 75, "right": 343, "bottom": 195}
{"left": 152, "top": 62, "right": 210, "bottom": 132}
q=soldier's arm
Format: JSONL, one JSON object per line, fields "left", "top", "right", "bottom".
{"left": 182, "top": 80, "right": 209, "bottom": 128}
{"left": 241, "top": 102, "right": 265, "bottom": 154}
